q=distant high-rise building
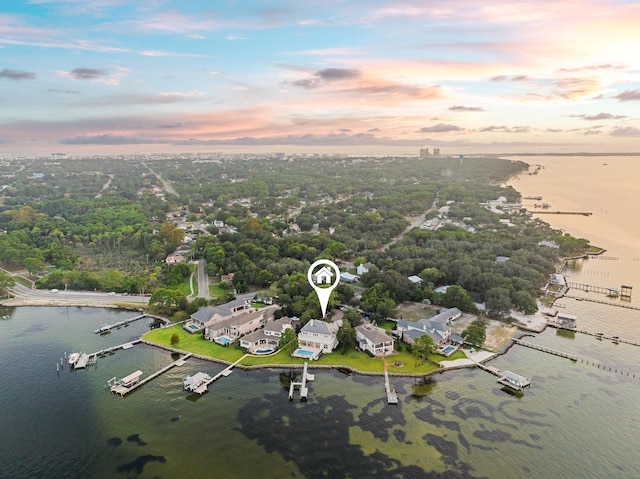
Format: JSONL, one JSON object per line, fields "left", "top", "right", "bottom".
{"left": 419, "top": 148, "right": 430, "bottom": 158}
{"left": 433, "top": 148, "right": 440, "bottom": 157}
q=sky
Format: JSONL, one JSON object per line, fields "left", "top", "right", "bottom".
{"left": 1, "top": 0, "right": 640, "bottom": 157}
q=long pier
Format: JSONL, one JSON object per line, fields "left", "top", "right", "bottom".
{"left": 513, "top": 338, "right": 577, "bottom": 361}
{"left": 94, "top": 314, "right": 168, "bottom": 334}
{"left": 384, "top": 370, "right": 398, "bottom": 404}
{"left": 530, "top": 211, "right": 592, "bottom": 216}
{"left": 289, "top": 362, "right": 314, "bottom": 401}
{"left": 566, "top": 295, "right": 640, "bottom": 310}
{"left": 567, "top": 282, "right": 625, "bottom": 295}
{"left": 110, "top": 353, "right": 192, "bottom": 396}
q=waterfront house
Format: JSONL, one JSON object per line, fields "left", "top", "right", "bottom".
{"left": 204, "top": 306, "right": 276, "bottom": 345}
{"left": 355, "top": 323, "right": 394, "bottom": 356}
{"left": 396, "top": 308, "right": 463, "bottom": 355}
{"left": 297, "top": 319, "right": 342, "bottom": 356}
{"left": 184, "top": 295, "right": 253, "bottom": 333}
{"left": 239, "top": 317, "right": 293, "bottom": 353}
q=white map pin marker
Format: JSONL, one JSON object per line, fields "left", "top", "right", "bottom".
{"left": 308, "top": 259, "right": 341, "bottom": 319}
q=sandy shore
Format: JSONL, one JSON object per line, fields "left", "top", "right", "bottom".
{"left": 0, "top": 297, "right": 145, "bottom": 310}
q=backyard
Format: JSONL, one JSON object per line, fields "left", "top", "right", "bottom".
{"left": 143, "top": 324, "right": 461, "bottom": 374}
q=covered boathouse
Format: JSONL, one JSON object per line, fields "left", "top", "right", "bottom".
{"left": 497, "top": 370, "right": 531, "bottom": 391}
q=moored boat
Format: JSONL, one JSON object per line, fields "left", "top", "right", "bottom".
{"left": 68, "top": 352, "right": 80, "bottom": 365}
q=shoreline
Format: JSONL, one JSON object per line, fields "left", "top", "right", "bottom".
{"left": 140, "top": 338, "right": 499, "bottom": 379}
{"left": 0, "top": 297, "right": 146, "bottom": 310}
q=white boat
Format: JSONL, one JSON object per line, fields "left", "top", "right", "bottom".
{"left": 68, "top": 352, "right": 80, "bottom": 365}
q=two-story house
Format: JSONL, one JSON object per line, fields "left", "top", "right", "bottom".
{"left": 295, "top": 319, "right": 342, "bottom": 358}
{"left": 239, "top": 317, "right": 293, "bottom": 354}
{"left": 355, "top": 323, "right": 394, "bottom": 356}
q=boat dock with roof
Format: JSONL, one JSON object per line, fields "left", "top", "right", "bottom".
{"left": 108, "top": 353, "right": 192, "bottom": 396}
{"left": 497, "top": 370, "right": 531, "bottom": 391}
{"left": 182, "top": 353, "right": 248, "bottom": 395}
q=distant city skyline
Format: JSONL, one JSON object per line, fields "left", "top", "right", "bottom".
{"left": 1, "top": 0, "right": 639, "bottom": 156}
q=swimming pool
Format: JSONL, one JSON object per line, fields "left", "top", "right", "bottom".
{"left": 186, "top": 324, "right": 199, "bottom": 331}
{"left": 443, "top": 346, "right": 455, "bottom": 354}
{"left": 295, "top": 349, "right": 314, "bottom": 357}
{"left": 216, "top": 336, "right": 232, "bottom": 345}
{"left": 254, "top": 349, "right": 274, "bottom": 355}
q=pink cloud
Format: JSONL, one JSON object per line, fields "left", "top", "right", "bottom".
{"left": 614, "top": 89, "right": 640, "bottom": 101}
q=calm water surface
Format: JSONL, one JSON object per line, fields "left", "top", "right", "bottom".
{"left": 2, "top": 156, "right": 640, "bottom": 478}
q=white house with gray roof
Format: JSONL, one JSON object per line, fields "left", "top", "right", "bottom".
{"left": 239, "top": 317, "right": 293, "bottom": 354}
{"left": 296, "top": 319, "right": 342, "bottom": 356}
{"left": 184, "top": 293, "right": 254, "bottom": 333}
{"left": 355, "top": 323, "right": 394, "bottom": 356}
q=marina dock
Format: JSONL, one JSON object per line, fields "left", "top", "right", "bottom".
{"left": 289, "top": 362, "right": 314, "bottom": 401}
{"left": 109, "top": 353, "right": 192, "bottom": 396}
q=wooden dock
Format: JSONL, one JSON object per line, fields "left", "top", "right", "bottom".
{"left": 565, "top": 295, "right": 640, "bottom": 311}
{"left": 513, "top": 338, "right": 577, "bottom": 361}
{"left": 384, "top": 370, "right": 398, "bottom": 405}
{"left": 74, "top": 353, "right": 90, "bottom": 369}
{"left": 94, "top": 314, "right": 168, "bottom": 334}
{"left": 87, "top": 340, "right": 140, "bottom": 359}
{"left": 189, "top": 354, "right": 248, "bottom": 395}
{"left": 110, "top": 353, "right": 192, "bottom": 396}
{"left": 289, "top": 362, "right": 314, "bottom": 401}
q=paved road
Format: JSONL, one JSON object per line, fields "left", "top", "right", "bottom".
{"left": 196, "top": 259, "right": 210, "bottom": 299}
{"left": 381, "top": 193, "right": 440, "bottom": 250}
{"left": 144, "top": 163, "right": 179, "bottom": 197}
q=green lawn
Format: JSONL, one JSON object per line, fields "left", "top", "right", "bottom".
{"left": 143, "top": 324, "right": 445, "bottom": 375}
{"left": 209, "top": 283, "right": 230, "bottom": 298}
{"left": 386, "top": 350, "right": 441, "bottom": 374}
{"left": 377, "top": 320, "right": 396, "bottom": 331}
{"left": 142, "top": 325, "right": 244, "bottom": 362}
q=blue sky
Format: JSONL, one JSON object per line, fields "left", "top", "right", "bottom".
{"left": 1, "top": 0, "right": 640, "bottom": 156}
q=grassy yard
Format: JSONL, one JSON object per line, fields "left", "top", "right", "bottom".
{"left": 143, "top": 325, "right": 244, "bottom": 362}
{"left": 377, "top": 319, "right": 396, "bottom": 331}
{"left": 385, "top": 350, "right": 441, "bottom": 374}
{"left": 143, "top": 324, "right": 451, "bottom": 375}
{"left": 209, "top": 283, "right": 231, "bottom": 298}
